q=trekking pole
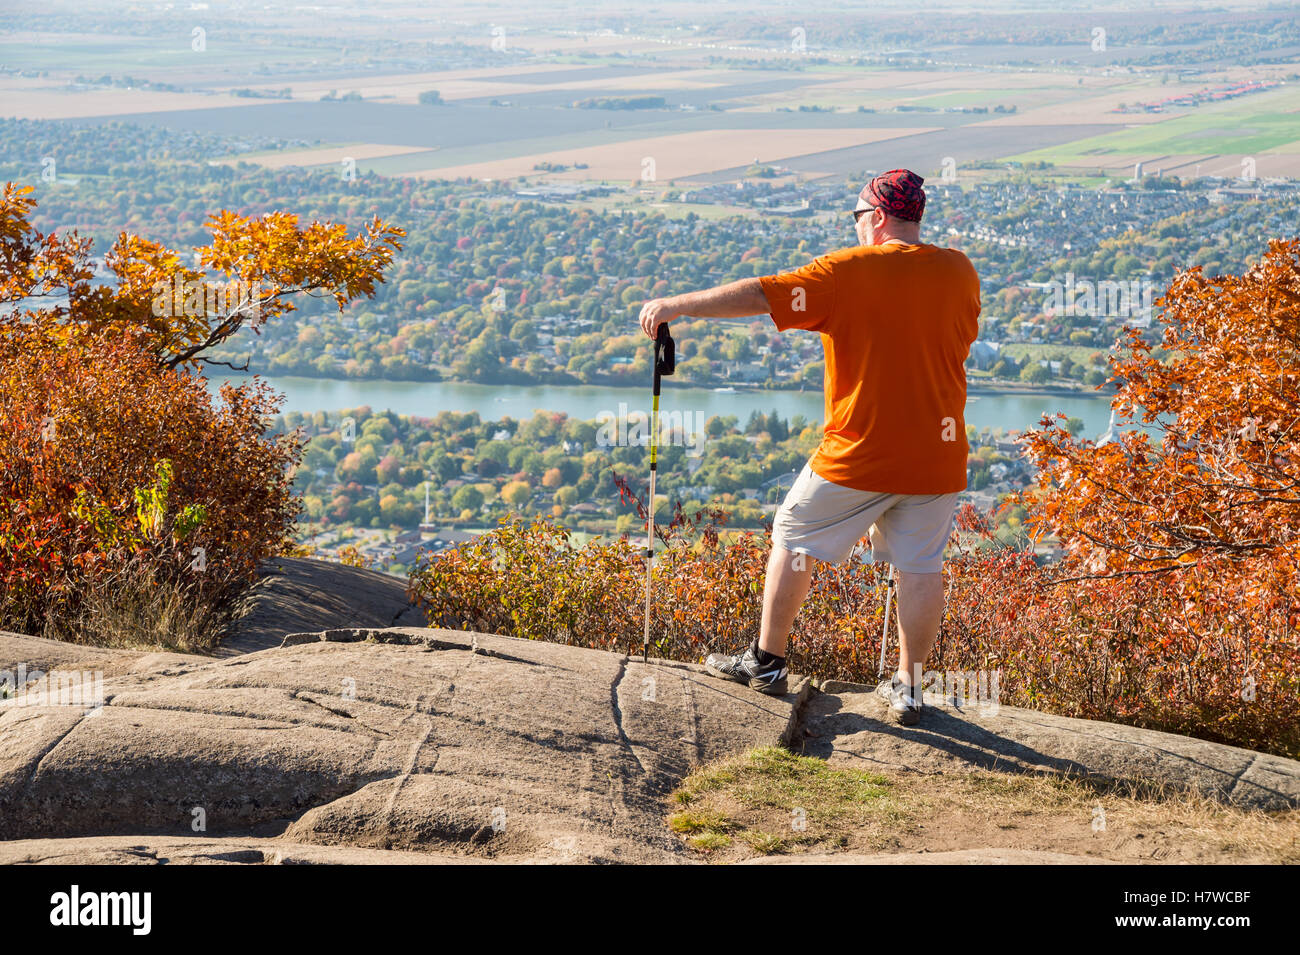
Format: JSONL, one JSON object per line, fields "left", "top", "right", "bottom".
{"left": 876, "top": 563, "right": 895, "bottom": 680}
{"left": 642, "top": 323, "right": 675, "bottom": 663}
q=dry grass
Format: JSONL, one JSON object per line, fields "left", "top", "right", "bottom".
{"left": 40, "top": 559, "right": 246, "bottom": 653}
{"left": 930, "top": 769, "right": 1300, "bottom": 864}
{"left": 667, "top": 747, "right": 1300, "bottom": 864}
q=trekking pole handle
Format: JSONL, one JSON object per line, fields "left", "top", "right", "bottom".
{"left": 654, "top": 323, "right": 675, "bottom": 387}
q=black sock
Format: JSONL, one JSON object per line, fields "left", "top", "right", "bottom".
{"left": 752, "top": 640, "right": 784, "bottom": 667}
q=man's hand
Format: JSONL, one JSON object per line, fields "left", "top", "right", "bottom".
{"left": 639, "top": 297, "right": 680, "bottom": 339}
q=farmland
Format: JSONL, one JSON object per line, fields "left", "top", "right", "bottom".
{"left": 3, "top": 0, "right": 1296, "bottom": 191}
{"left": 1005, "top": 88, "right": 1300, "bottom": 178}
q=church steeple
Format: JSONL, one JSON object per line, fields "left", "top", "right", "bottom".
{"left": 1097, "top": 408, "right": 1118, "bottom": 446}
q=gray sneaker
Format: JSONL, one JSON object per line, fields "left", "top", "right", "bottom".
{"left": 876, "top": 675, "right": 923, "bottom": 726}
{"left": 705, "top": 645, "right": 789, "bottom": 695}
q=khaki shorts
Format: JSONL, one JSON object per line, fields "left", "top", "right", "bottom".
{"left": 772, "top": 464, "right": 959, "bottom": 573}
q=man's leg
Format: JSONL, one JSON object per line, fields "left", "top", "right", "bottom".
{"left": 704, "top": 463, "right": 868, "bottom": 695}
{"left": 703, "top": 544, "right": 808, "bottom": 694}
{"left": 895, "top": 569, "right": 945, "bottom": 687}
{"left": 758, "top": 545, "right": 813, "bottom": 659}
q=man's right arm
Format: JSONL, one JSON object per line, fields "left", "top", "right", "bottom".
{"left": 638, "top": 277, "right": 768, "bottom": 338}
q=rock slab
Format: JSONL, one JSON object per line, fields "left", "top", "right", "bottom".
{"left": 217, "top": 557, "right": 423, "bottom": 656}
{"left": 0, "top": 627, "right": 808, "bottom": 863}
{"left": 804, "top": 681, "right": 1300, "bottom": 811}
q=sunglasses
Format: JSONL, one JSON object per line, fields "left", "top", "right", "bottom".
{"left": 852, "top": 204, "right": 878, "bottom": 222}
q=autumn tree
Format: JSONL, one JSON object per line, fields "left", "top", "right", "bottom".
{"left": 1020, "top": 239, "right": 1299, "bottom": 578}
{"left": 1009, "top": 238, "right": 1300, "bottom": 750}
{"left": 0, "top": 183, "right": 404, "bottom": 648}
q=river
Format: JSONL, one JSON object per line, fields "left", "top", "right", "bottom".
{"left": 208, "top": 374, "right": 1118, "bottom": 439}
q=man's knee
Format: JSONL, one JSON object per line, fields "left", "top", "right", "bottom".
{"left": 897, "top": 569, "right": 946, "bottom": 607}
{"left": 769, "top": 545, "right": 817, "bottom": 576}
{"left": 898, "top": 569, "right": 943, "bottom": 586}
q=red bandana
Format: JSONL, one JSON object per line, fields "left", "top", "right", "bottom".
{"left": 860, "top": 169, "right": 926, "bottom": 222}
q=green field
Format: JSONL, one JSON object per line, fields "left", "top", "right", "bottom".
{"left": 1004, "top": 88, "right": 1300, "bottom": 166}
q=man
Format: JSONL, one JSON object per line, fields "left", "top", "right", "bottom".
{"left": 637, "top": 169, "right": 979, "bottom": 725}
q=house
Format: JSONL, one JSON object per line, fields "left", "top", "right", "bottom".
{"left": 967, "top": 340, "right": 1001, "bottom": 370}
{"left": 729, "top": 362, "right": 767, "bottom": 383}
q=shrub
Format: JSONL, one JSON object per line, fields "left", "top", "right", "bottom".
{"left": 408, "top": 498, "right": 1297, "bottom": 756}
{"left": 1008, "top": 238, "right": 1300, "bottom": 755}
{"left": 0, "top": 324, "right": 301, "bottom": 648}
{"left": 0, "top": 182, "right": 402, "bottom": 647}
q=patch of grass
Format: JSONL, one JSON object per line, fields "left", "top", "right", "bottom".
{"left": 680, "top": 745, "right": 892, "bottom": 821}
{"left": 740, "top": 831, "right": 787, "bottom": 854}
{"left": 666, "top": 807, "right": 735, "bottom": 835}
{"left": 668, "top": 746, "right": 907, "bottom": 859}
{"left": 41, "top": 558, "right": 244, "bottom": 652}
{"left": 687, "top": 832, "right": 732, "bottom": 852}
{"left": 667, "top": 749, "right": 1300, "bottom": 863}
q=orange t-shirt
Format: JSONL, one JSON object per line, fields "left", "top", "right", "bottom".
{"left": 759, "top": 243, "right": 980, "bottom": 494}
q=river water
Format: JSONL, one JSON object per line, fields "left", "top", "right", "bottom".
{"left": 208, "top": 374, "right": 1118, "bottom": 439}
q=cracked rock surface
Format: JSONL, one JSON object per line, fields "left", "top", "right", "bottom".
{"left": 2, "top": 558, "right": 1296, "bottom": 865}
{"left": 0, "top": 627, "right": 808, "bottom": 863}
